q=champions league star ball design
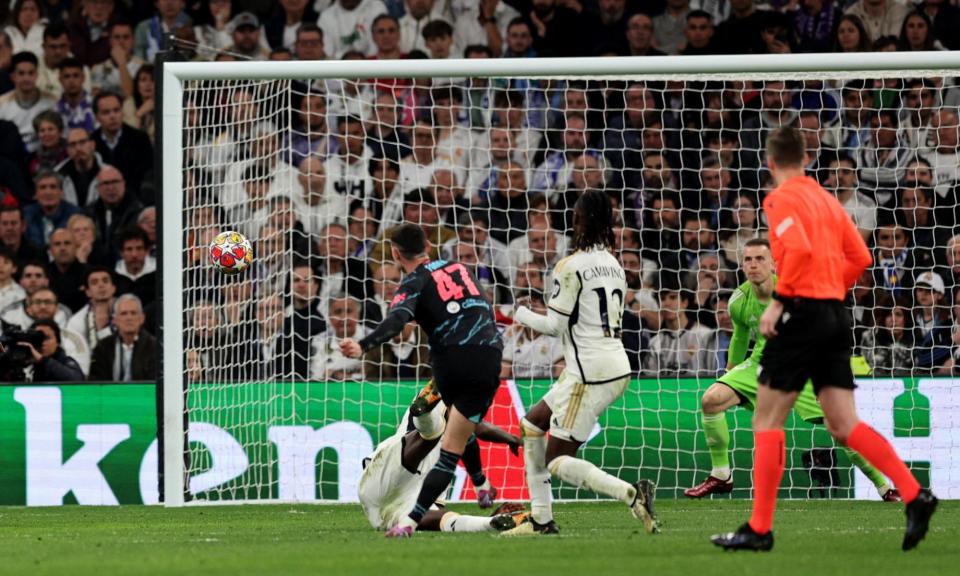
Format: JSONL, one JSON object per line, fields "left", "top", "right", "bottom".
{"left": 209, "top": 231, "right": 253, "bottom": 274}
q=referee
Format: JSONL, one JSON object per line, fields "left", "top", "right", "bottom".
{"left": 711, "top": 127, "right": 937, "bottom": 552}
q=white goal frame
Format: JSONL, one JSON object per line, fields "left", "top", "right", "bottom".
{"left": 160, "top": 51, "right": 960, "bottom": 507}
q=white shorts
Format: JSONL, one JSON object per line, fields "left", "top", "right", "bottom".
{"left": 358, "top": 432, "right": 440, "bottom": 530}
{"left": 543, "top": 371, "right": 629, "bottom": 443}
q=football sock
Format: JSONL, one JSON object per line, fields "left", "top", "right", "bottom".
{"left": 439, "top": 512, "right": 497, "bottom": 533}
{"left": 548, "top": 455, "right": 635, "bottom": 505}
{"left": 845, "top": 422, "right": 921, "bottom": 503}
{"left": 409, "top": 448, "right": 460, "bottom": 523}
{"left": 413, "top": 408, "right": 445, "bottom": 440}
{"left": 460, "top": 435, "right": 488, "bottom": 487}
{"left": 843, "top": 447, "right": 889, "bottom": 491}
{"left": 521, "top": 418, "right": 553, "bottom": 524}
{"left": 702, "top": 412, "right": 731, "bottom": 480}
{"left": 748, "top": 429, "right": 785, "bottom": 535}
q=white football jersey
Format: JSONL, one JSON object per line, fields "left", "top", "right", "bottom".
{"left": 547, "top": 246, "right": 631, "bottom": 384}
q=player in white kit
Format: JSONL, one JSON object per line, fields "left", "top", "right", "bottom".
{"left": 359, "top": 382, "right": 526, "bottom": 533}
{"left": 507, "top": 190, "right": 658, "bottom": 535}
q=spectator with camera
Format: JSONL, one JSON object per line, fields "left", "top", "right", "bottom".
{"left": 24, "top": 318, "right": 85, "bottom": 381}
{"left": 5, "top": 286, "right": 89, "bottom": 373}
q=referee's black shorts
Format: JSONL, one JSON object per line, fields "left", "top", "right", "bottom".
{"left": 758, "top": 298, "right": 856, "bottom": 395}
{"left": 430, "top": 345, "right": 502, "bottom": 422}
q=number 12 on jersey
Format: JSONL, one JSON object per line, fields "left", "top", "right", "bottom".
{"left": 592, "top": 287, "right": 623, "bottom": 338}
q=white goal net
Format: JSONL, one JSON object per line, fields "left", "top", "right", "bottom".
{"left": 162, "top": 55, "right": 960, "bottom": 505}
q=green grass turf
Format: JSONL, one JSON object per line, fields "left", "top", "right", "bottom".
{"left": 0, "top": 500, "right": 956, "bottom": 576}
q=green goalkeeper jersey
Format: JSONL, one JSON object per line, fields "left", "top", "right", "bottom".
{"left": 726, "top": 275, "right": 777, "bottom": 367}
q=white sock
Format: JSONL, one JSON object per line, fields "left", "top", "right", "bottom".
{"left": 477, "top": 478, "right": 492, "bottom": 492}
{"left": 439, "top": 512, "right": 496, "bottom": 533}
{"left": 413, "top": 408, "right": 445, "bottom": 440}
{"left": 522, "top": 418, "right": 553, "bottom": 524}
{"left": 548, "top": 455, "right": 635, "bottom": 505}
{"left": 711, "top": 467, "right": 731, "bottom": 481}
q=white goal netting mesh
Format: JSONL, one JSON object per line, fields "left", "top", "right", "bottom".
{"left": 176, "top": 70, "right": 960, "bottom": 503}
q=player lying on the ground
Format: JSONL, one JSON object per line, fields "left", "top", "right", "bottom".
{"left": 711, "top": 127, "right": 936, "bottom": 553}
{"left": 341, "top": 223, "right": 505, "bottom": 538}
{"left": 507, "top": 190, "right": 658, "bottom": 535}
{"left": 687, "top": 238, "right": 900, "bottom": 502}
{"left": 359, "top": 381, "right": 527, "bottom": 533}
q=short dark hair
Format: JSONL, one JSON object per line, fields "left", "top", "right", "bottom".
{"left": 842, "top": 78, "right": 868, "bottom": 95}
{"left": 21, "top": 259, "right": 47, "bottom": 275}
{"left": 464, "top": 44, "right": 493, "bottom": 58}
{"left": 874, "top": 107, "right": 899, "bottom": 126}
{"left": 0, "top": 244, "right": 15, "bottom": 265}
{"left": 826, "top": 150, "right": 855, "bottom": 167}
{"left": 403, "top": 188, "right": 434, "bottom": 207}
{"left": 84, "top": 265, "right": 115, "bottom": 287}
{"left": 0, "top": 205, "right": 22, "bottom": 219}
{"left": 431, "top": 84, "right": 462, "bottom": 104}
{"left": 31, "top": 318, "right": 61, "bottom": 345}
{"left": 744, "top": 238, "right": 771, "bottom": 251}
{"left": 94, "top": 90, "right": 123, "bottom": 114}
{"left": 297, "top": 22, "right": 323, "bottom": 41}
{"left": 369, "top": 156, "right": 399, "bottom": 176}
{"left": 337, "top": 114, "right": 364, "bottom": 131}
{"left": 507, "top": 17, "right": 529, "bottom": 32}
{"left": 58, "top": 57, "right": 84, "bottom": 72}
{"left": 423, "top": 19, "right": 453, "bottom": 41}
{"left": 11, "top": 51, "right": 38, "bottom": 70}
{"left": 109, "top": 20, "right": 134, "bottom": 34}
{"left": 687, "top": 9, "right": 713, "bottom": 23}
{"left": 43, "top": 22, "right": 68, "bottom": 41}
{"left": 390, "top": 223, "right": 427, "bottom": 259}
{"left": 372, "top": 13, "right": 399, "bottom": 29}
{"left": 765, "top": 126, "right": 806, "bottom": 168}
{"left": 117, "top": 225, "right": 149, "bottom": 249}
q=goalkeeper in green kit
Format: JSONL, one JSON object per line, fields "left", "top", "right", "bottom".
{"left": 685, "top": 238, "right": 900, "bottom": 501}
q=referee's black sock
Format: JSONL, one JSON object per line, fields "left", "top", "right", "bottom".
{"left": 461, "top": 435, "right": 488, "bottom": 488}
{"left": 409, "top": 448, "right": 461, "bottom": 523}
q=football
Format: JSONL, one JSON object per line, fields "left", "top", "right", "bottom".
{"left": 209, "top": 230, "right": 253, "bottom": 274}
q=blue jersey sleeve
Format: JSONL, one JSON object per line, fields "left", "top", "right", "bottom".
{"left": 358, "top": 273, "right": 421, "bottom": 352}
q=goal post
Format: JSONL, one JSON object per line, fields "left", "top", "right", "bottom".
{"left": 161, "top": 52, "right": 960, "bottom": 507}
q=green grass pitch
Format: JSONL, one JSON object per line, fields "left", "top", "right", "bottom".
{"left": 1, "top": 500, "right": 956, "bottom": 576}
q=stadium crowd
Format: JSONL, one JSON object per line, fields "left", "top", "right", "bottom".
{"left": 1, "top": 0, "right": 960, "bottom": 383}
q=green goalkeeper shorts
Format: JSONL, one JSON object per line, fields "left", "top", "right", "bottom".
{"left": 717, "top": 358, "right": 825, "bottom": 423}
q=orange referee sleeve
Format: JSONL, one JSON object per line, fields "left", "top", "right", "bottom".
{"left": 763, "top": 194, "right": 812, "bottom": 297}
